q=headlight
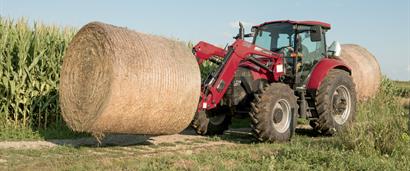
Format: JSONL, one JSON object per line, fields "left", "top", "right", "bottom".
{"left": 276, "top": 64, "right": 284, "bottom": 73}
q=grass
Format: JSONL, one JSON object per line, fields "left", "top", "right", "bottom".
{"left": 230, "top": 117, "right": 251, "bottom": 128}
{"left": 0, "top": 125, "right": 89, "bottom": 141}
{"left": 0, "top": 135, "right": 408, "bottom": 170}
{"left": 336, "top": 78, "right": 409, "bottom": 156}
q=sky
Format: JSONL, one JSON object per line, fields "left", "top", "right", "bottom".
{"left": 1, "top": 0, "right": 409, "bottom": 80}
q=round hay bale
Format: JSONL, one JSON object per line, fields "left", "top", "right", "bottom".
{"left": 59, "top": 22, "right": 201, "bottom": 135}
{"left": 337, "top": 44, "right": 381, "bottom": 101}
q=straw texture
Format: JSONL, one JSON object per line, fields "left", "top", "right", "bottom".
{"left": 60, "top": 22, "right": 200, "bottom": 135}
{"left": 337, "top": 44, "right": 381, "bottom": 101}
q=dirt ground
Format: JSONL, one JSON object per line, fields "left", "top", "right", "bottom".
{"left": 0, "top": 127, "right": 252, "bottom": 150}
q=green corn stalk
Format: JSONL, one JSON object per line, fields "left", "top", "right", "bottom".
{"left": 0, "top": 17, "right": 76, "bottom": 130}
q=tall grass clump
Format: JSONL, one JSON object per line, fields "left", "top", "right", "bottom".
{"left": 336, "top": 77, "right": 409, "bottom": 156}
{"left": 0, "top": 17, "right": 76, "bottom": 132}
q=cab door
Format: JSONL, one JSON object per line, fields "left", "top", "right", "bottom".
{"left": 297, "top": 28, "right": 326, "bottom": 84}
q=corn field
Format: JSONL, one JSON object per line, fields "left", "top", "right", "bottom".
{"left": 394, "top": 81, "right": 410, "bottom": 97}
{"left": 0, "top": 17, "right": 76, "bottom": 129}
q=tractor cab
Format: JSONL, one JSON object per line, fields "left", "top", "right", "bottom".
{"left": 250, "top": 20, "right": 331, "bottom": 86}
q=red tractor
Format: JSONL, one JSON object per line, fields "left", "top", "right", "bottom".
{"left": 191, "top": 20, "right": 356, "bottom": 142}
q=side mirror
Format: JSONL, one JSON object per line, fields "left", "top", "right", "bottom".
{"left": 251, "top": 27, "right": 257, "bottom": 33}
{"left": 327, "top": 41, "right": 342, "bottom": 57}
{"left": 310, "top": 25, "right": 322, "bottom": 42}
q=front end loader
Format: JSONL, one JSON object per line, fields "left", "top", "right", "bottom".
{"left": 191, "top": 20, "right": 357, "bottom": 142}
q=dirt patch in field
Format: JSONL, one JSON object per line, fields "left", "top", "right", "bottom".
{"left": 0, "top": 141, "right": 58, "bottom": 149}
{"left": 0, "top": 128, "right": 239, "bottom": 150}
{"left": 0, "top": 125, "right": 315, "bottom": 151}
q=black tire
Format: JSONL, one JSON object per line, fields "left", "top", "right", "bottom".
{"left": 249, "top": 83, "right": 298, "bottom": 142}
{"left": 313, "top": 69, "right": 357, "bottom": 135}
{"left": 191, "top": 107, "right": 231, "bottom": 135}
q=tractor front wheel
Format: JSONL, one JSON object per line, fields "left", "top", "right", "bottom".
{"left": 250, "top": 83, "right": 298, "bottom": 142}
{"left": 191, "top": 107, "right": 231, "bottom": 135}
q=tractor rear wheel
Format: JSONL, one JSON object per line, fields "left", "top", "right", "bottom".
{"left": 250, "top": 83, "right": 298, "bottom": 142}
{"left": 313, "top": 69, "right": 356, "bottom": 135}
{"left": 191, "top": 107, "right": 231, "bottom": 135}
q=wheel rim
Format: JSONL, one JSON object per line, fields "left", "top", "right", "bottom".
{"left": 209, "top": 114, "right": 226, "bottom": 125}
{"left": 331, "top": 85, "right": 351, "bottom": 125}
{"left": 272, "top": 99, "right": 292, "bottom": 133}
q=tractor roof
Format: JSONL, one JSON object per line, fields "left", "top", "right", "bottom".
{"left": 253, "top": 20, "right": 331, "bottom": 29}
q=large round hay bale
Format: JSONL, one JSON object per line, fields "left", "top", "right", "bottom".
{"left": 59, "top": 22, "right": 201, "bottom": 135}
{"left": 337, "top": 44, "right": 381, "bottom": 101}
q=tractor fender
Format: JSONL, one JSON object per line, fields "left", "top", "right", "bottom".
{"left": 306, "top": 58, "right": 351, "bottom": 90}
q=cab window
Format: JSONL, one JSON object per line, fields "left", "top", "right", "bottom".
{"left": 297, "top": 29, "right": 326, "bottom": 84}
{"left": 299, "top": 31, "right": 325, "bottom": 64}
{"left": 253, "top": 23, "right": 294, "bottom": 51}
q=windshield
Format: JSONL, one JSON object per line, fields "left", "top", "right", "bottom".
{"left": 253, "top": 23, "right": 295, "bottom": 52}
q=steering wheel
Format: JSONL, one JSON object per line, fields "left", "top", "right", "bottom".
{"left": 274, "top": 46, "right": 295, "bottom": 70}
{"left": 273, "top": 46, "right": 293, "bottom": 53}
{"left": 274, "top": 46, "right": 294, "bottom": 56}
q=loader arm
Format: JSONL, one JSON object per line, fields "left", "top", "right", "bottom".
{"left": 195, "top": 39, "right": 283, "bottom": 111}
{"left": 193, "top": 41, "right": 227, "bottom": 64}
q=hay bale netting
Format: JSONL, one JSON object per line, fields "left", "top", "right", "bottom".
{"left": 59, "top": 22, "right": 201, "bottom": 135}
{"left": 337, "top": 44, "right": 381, "bottom": 101}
